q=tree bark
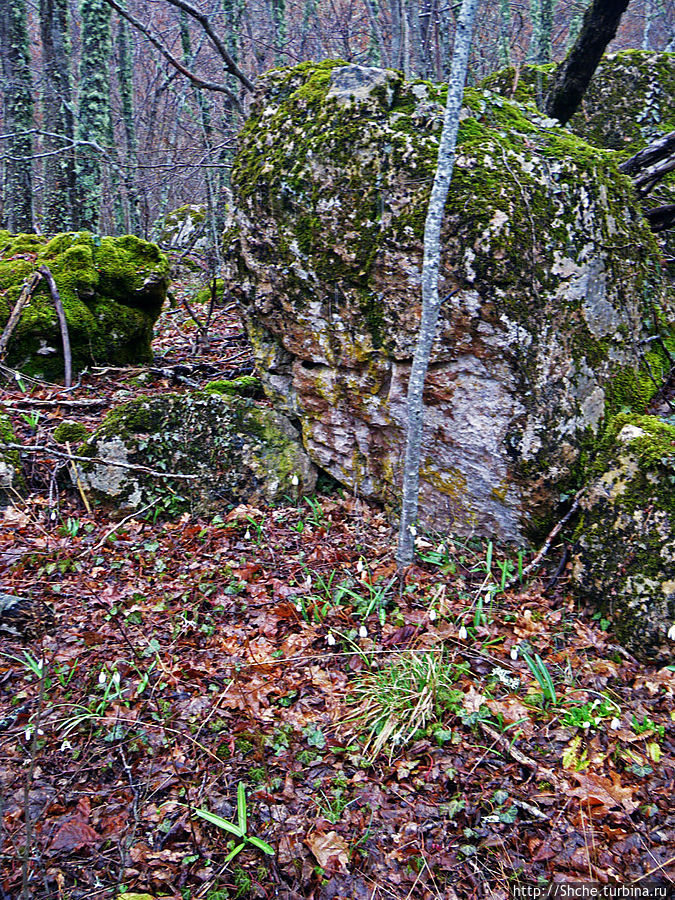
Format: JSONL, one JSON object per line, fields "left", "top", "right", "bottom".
{"left": 0, "top": 0, "right": 34, "bottom": 232}
{"left": 396, "top": 0, "right": 479, "bottom": 569}
{"left": 39, "top": 0, "right": 76, "bottom": 233}
{"left": 76, "top": 0, "right": 112, "bottom": 231}
{"left": 544, "top": 0, "right": 631, "bottom": 125}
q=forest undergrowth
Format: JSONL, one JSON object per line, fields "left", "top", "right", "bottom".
{"left": 0, "top": 262, "right": 673, "bottom": 900}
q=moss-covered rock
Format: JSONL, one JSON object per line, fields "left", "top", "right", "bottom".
{"left": 0, "top": 231, "right": 170, "bottom": 380}
{"left": 153, "top": 204, "right": 209, "bottom": 252}
{"left": 0, "top": 409, "right": 24, "bottom": 503}
{"left": 74, "top": 391, "right": 317, "bottom": 517}
{"left": 203, "top": 375, "right": 261, "bottom": 397}
{"left": 53, "top": 422, "right": 90, "bottom": 445}
{"left": 227, "top": 61, "right": 672, "bottom": 542}
{"left": 571, "top": 414, "right": 675, "bottom": 663}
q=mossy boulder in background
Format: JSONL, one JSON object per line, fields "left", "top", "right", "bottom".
{"left": 153, "top": 204, "right": 209, "bottom": 252}
{"left": 0, "top": 409, "right": 24, "bottom": 504}
{"left": 227, "top": 61, "right": 672, "bottom": 543}
{"left": 0, "top": 231, "right": 170, "bottom": 381}
{"left": 571, "top": 415, "right": 675, "bottom": 663}
{"left": 74, "top": 391, "right": 317, "bottom": 517}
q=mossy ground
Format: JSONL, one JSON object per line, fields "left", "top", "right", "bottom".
{"left": 0, "top": 231, "right": 170, "bottom": 380}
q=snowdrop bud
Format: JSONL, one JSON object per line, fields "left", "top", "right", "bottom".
{"left": 356, "top": 558, "right": 365, "bottom": 574}
{"left": 610, "top": 717, "right": 621, "bottom": 730}
{"left": 359, "top": 625, "right": 368, "bottom": 638}
{"left": 24, "top": 728, "right": 32, "bottom": 741}
{"left": 98, "top": 671, "right": 107, "bottom": 685}
{"left": 429, "top": 609, "right": 437, "bottom": 622}
{"left": 668, "top": 623, "right": 675, "bottom": 641}
{"left": 510, "top": 646, "right": 519, "bottom": 660}
{"left": 327, "top": 632, "right": 336, "bottom": 646}
{"left": 458, "top": 625, "right": 468, "bottom": 641}
{"left": 305, "top": 575, "right": 312, "bottom": 588}
{"left": 50, "top": 510, "right": 57, "bottom": 521}
{"left": 291, "top": 474, "right": 299, "bottom": 486}
{"left": 244, "top": 528, "right": 251, "bottom": 540}
{"left": 112, "top": 671, "right": 121, "bottom": 687}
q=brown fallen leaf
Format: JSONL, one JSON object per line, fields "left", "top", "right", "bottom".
{"left": 486, "top": 696, "right": 534, "bottom": 737}
{"left": 568, "top": 771, "right": 639, "bottom": 814}
{"left": 306, "top": 830, "right": 350, "bottom": 873}
{"left": 49, "top": 798, "right": 100, "bottom": 853}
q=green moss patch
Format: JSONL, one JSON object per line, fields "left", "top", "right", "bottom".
{"left": 0, "top": 231, "right": 170, "bottom": 381}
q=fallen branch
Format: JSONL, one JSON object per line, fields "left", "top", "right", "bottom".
{"left": 0, "top": 441, "right": 199, "bottom": 480}
{"left": 0, "top": 397, "right": 107, "bottom": 409}
{"left": 507, "top": 486, "right": 585, "bottom": 589}
{"left": 479, "top": 721, "right": 561, "bottom": 788}
{"left": 645, "top": 203, "right": 675, "bottom": 233}
{"left": 0, "top": 272, "right": 42, "bottom": 358}
{"left": 38, "top": 265, "right": 72, "bottom": 388}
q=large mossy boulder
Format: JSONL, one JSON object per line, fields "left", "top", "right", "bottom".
{"left": 226, "top": 61, "right": 672, "bottom": 543}
{"left": 74, "top": 389, "right": 317, "bottom": 517}
{"left": 482, "top": 51, "right": 675, "bottom": 153}
{"left": 571, "top": 415, "right": 675, "bottom": 663}
{"left": 0, "top": 231, "right": 170, "bottom": 380}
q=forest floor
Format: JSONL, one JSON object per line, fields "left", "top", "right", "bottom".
{"left": 0, "top": 260, "right": 674, "bottom": 900}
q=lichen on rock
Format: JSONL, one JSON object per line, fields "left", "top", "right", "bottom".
{"left": 571, "top": 414, "right": 675, "bottom": 663}
{"left": 0, "top": 231, "right": 170, "bottom": 380}
{"left": 226, "top": 61, "right": 672, "bottom": 543}
{"left": 75, "top": 391, "right": 317, "bottom": 517}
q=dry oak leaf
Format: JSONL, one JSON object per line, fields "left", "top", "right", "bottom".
{"left": 49, "top": 798, "right": 100, "bottom": 853}
{"left": 486, "top": 697, "right": 534, "bottom": 738}
{"left": 568, "top": 771, "right": 639, "bottom": 814}
{"left": 463, "top": 684, "right": 487, "bottom": 714}
{"left": 306, "top": 830, "right": 350, "bottom": 873}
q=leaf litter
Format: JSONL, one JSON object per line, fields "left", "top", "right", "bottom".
{"left": 0, "top": 268, "right": 673, "bottom": 900}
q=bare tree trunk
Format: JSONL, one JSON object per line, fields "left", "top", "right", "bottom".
{"left": 397, "top": 0, "right": 480, "bottom": 569}
{"left": 544, "top": 0, "right": 631, "bottom": 124}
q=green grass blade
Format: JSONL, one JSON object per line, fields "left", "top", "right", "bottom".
{"left": 193, "top": 807, "right": 244, "bottom": 838}
{"left": 237, "top": 782, "right": 247, "bottom": 833}
{"left": 248, "top": 835, "right": 275, "bottom": 855}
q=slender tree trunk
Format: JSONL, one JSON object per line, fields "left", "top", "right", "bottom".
{"left": 0, "top": 0, "right": 34, "bottom": 232}
{"left": 397, "top": 0, "right": 480, "bottom": 568}
{"left": 40, "top": 0, "right": 76, "bottom": 233}
{"left": 544, "top": 0, "right": 631, "bottom": 124}
{"left": 498, "top": 0, "right": 512, "bottom": 65}
{"left": 76, "top": 0, "right": 112, "bottom": 231}
{"left": 116, "top": 10, "right": 140, "bottom": 234}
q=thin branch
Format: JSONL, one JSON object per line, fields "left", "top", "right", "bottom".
{"left": 38, "top": 266, "right": 72, "bottom": 388}
{"left": 99, "top": 0, "right": 249, "bottom": 106}
{"left": 0, "top": 272, "right": 42, "bottom": 358}
{"left": 0, "top": 442, "right": 199, "bottom": 480}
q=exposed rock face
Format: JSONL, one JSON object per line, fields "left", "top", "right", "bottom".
{"left": 0, "top": 231, "right": 169, "bottom": 380}
{"left": 153, "top": 204, "right": 209, "bottom": 252}
{"left": 75, "top": 388, "right": 317, "bottom": 517}
{"left": 571, "top": 415, "right": 675, "bottom": 664}
{"left": 227, "top": 61, "right": 671, "bottom": 542}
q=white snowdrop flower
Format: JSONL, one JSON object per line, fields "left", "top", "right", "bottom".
{"left": 112, "top": 671, "right": 121, "bottom": 687}
{"left": 429, "top": 609, "right": 437, "bottom": 622}
{"left": 359, "top": 625, "right": 368, "bottom": 638}
{"left": 37, "top": 728, "right": 44, "bottom": 736}
{"left": 458, "top": 625, "right": 468, "bottom": 641}
{"left": 24, "top": 727, "right": 32, "bottom": 741}
{"left": 582, "top": 721, "right": 591, "bottom": 730}
{"left": 295, "top": 601, "right": 303, "bottom": 612}
{"left": 50, "top": 510, "right": 57, "bottom": 521}
{"left": 668, "top": 623, "right": 675, "bottom": 641}
{"left": 291, "top": 474, "right": 299, "bottom": 486}
{"left": 408, "top": 524, "right": 417, "bottom": 537}
{"left": 436, "top": 544, "right": 445, "bottom": 554}
{"left": 510, "top": 646, "right": 519, "bottom": 660}
{"left": 98, "top": 670, "right": 107, "bottom": 685}
{"left": 327, "top": 632, "right": 336, "bottom": 646}
{"left": 356, "top": 558, "right": 365, "bottom": 574}
{"left": 610, "top": 717, "right": 621, "bottom": 730}
{"left": 305, "top": 574, "right": 312, "bottom": 588}
{"left": 60, "top": 739, "right": 72, "bottom": 751}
